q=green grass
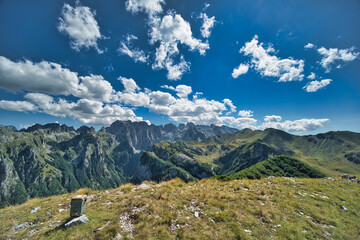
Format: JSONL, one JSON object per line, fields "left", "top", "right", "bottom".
{"left": 0, "top": 177, "right": 359, "bottom": 240}
{"left": 217, "top": 155, "right": 326, "bottom": 180}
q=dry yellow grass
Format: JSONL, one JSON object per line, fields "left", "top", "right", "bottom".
{"left": 0, "top": 177, "right": 359, "bottom": 239}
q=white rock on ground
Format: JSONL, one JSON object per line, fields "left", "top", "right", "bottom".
{"left": 340, "top": 205, "right": 348, "bottom": 211}
{"left": 30, "top": 207, "right": 40, "bottom": 214}
{"left": 65, "top": 215, "right": 89, "bottom": 229}
{"left": 113, "top": 233, "right": 123, "bottom": 239}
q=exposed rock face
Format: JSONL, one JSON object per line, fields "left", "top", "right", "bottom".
{"left": 344, "top": 152, "right": 360, "bottom": 164}
{"left": 21, "top": 123, "right": 75, "bottom": 133}
{"left": 105, "top": 121, "right": 239, "bottom": 151}
{"left": 131, "top": 152, "right": 196, "bottom": 184}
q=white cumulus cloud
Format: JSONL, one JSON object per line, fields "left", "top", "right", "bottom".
{"left": 150, "top": 13, "right": 209, "bottom": 80}
{"left": 307, "top": 72, "right": 316, "bottom": 80}
{"left": 223, "top": 99, "right": 237, "bottom": 115}
{"left": 232, "top": 64, "right": 249, "bottom": 78}
{"left": 304, "top": 43, "right": 315, "bottom": 49}
{"left": 0, "top": 100, "right": 38, "bottom": 112}
{"left": 317, "top": 46, "right": 359, "bottom": 72}
{"left": 161, "top": 85, "right": 175, "bottom": 91}
{"left": 239, "top": 35, "right": 304, "bottom": 82}
{"left": 118, "top": 77, "right": 141, "bottom": 93}
{"left": 118, "top": 35, "right": 148, "bottom": 63}
{"left": 262, "top": 116, "right": 329, "bottom": 132}
{"left": 175, "top": 85, "right": 192, "bottom": 98}
{"left": 238, "top": 110, "right": 253, "bottom": 118}
{"left": 0, "top": 56, "right": 116, "bottom": 102}
{"left": 149, "top": 91, "right": 176, "bottom": 106}
{"left": 116, "top": 77, "right": 150, "bottom": 106}
{"left": 125, "top": 0, "right": 211, "bottom": 81}
{"left": 24, "top": 93, "right": 143, "bottom": 125}
{"left": 220, "top": 116, "right": 257, "bottom": 129}
{"left": 199, "top": 12, "right": 216, "bottom": 38}
{"left": 77, "top": 75, "right": 115, "bottom": 102}
{"left": 303, "top": 79, "right": 332, "bottom": 92}
{"left": 125, "top": 0, "right": 165, "bottom": 15}
{"left": 58, "top": 3, "right": 104, "bottom": 53}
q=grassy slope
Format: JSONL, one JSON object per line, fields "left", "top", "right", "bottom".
{"left": 0, "top": 177, "right": 359, "bottom": 240}
{"left": 226, "top": 155, "right": 326, "bottom": 180}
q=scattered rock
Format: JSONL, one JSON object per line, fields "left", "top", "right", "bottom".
{"left": 15, "top": 222, "right": 29, "bottom": 230}
{"left": 244, "top": 229, "right": 252, "bottom": 233}
{"left": 324, "top": 231, "right": 332, "bottom": 238}
{"left": 30, "top": 207, "right": 40, "bottom": 214}
{"left": 87, "top": 194, "right": 95, "bottom": 202}
{"left": 340, "top": 205, "right": 348, "bottom": 211}
{"left": 46, "top": 212, "right": 52, "bottom": 217}
{"left": 29, "top": 229, "right": 38, "bottom": 236}
{"left": 65, "top": 215, "right": 89, "bottom": 229}
{"left": 275, "top": 224, "right": 281, "bottom": 228}
{"left": 113, "top": 233, "right": 123, "bottom": 239}
{"left": 119, "top": 205, "right": 147, "bottom": 238}
{"left": 267, "top": 176, "right": 275, "bottom": 179}
{"left": 134, "top": 183, "right": 150, "bottom": 191}
{"left": 282, "top": 177, "right": 297, "bottom": 183}
{"left": 324, "top": 177, "right": 335, "bottom": 181}
{"left": 58, "top": 208, "right": 65, "bottom": 213}
{"left": 94, "top": 221, "right": 110, "bottom": 233}
{"left": 194, "top": 212, "right": 199, "bottom": 218}
{"left": 340, "top": 174, "right": 358, "bottom": 182}
{"left": 320, "top": 196, "right": 329, "bottom": 199}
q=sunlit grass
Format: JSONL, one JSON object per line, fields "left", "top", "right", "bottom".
{"left": 0, "top": 176, "right": 358, "bottom": 239}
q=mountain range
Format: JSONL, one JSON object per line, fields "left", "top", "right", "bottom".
{"left": 0, "top": 121, "right": 238, "bottom": 208}
{"left": 1, "top": 120, "right": 360, "bottom": 208}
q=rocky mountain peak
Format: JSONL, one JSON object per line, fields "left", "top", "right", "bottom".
{"left": 21, "top": 123, "right": 75, "bottom": 133}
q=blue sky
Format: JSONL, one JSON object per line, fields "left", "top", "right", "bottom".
{"left": 0, "top": 0, "right": 359, "bottom": 134}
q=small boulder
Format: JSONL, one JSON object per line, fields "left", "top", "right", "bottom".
{"left": 340, "top": 205, "right": 348, "bottom": 211}
{"left": 14, "top": 222, "right": 29, "bottom": 230}
{"left": 113, "top": 233, "right": 123, "bottom": 239}
{"left": 65, "top": 215, "right": 89, "bottom": 229}
{"left": 58, "top": 208, "right": 65, "bottom": 213}
{"left": 30, "top": 207, "right": 40, "bottom": 214}
{"left": 194, "top": 212, "right": 199, "bottom": 218}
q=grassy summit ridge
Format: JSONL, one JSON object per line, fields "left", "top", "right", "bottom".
{"left": 0, "top": 177, "right": 359, "bottom": 239}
